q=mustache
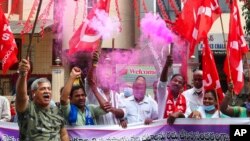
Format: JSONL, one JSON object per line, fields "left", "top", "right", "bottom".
{"left": 43, "top": 93, "right": 50, "bottom": 98}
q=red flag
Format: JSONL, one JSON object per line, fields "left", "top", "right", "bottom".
{"left": 224, "top": 0, "right": 249, "bottom": 94}
{"left": 0, "top": 8, "right": 18, "bottom": 74}
{"left": 202, "top": 38, "right": 224, "bottom": 103}
{"left": 173, "top": 0, "right": 221, "bottom": 57}
{"left": 68, "top": 0, "right": 111, "bottom": 54}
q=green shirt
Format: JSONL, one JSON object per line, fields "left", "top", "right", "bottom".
{"left": 61, "top": 103, "right": 106, "bottom": 126}
{"left": 17, "top": 101, "right": 66, "bottom": 141}
{"left": 233, "top": 106, "right": 247, "bottom": 117}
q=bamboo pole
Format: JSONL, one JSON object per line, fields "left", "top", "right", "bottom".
{"left": 26, "top": 0, "right": 43, "bottom": 59}
{"left": 214, "top": 89, "right": 221, "bottom": 118}
{"left": 219, "top": 16, "right": 232, "bottom": 82}
{"left": 219, "top": 0, "right": 233, "bottom": 88}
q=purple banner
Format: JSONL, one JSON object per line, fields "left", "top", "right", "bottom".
{"left": 68, "top": 124, "right": 229, "bottom": 141}
{"left": 1, "top": 118, "right": 249, "bottom": 141}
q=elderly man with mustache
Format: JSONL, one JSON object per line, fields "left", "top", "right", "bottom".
{"left": 16, "top": 58, "right": 69, "bottom": 141}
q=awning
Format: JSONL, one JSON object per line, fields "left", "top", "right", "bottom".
{"left": 10, "top": 19, "right": 54, "bottom": 34}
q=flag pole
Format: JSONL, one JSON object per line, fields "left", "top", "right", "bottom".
{"left": 26, "top": 0, "right": 43, "bottom": 59}
{"left": 214, "top": 88, "right": 221, "bottom": 118}
{"left": 219, "top": 3, "right": 232, "bottom": 82}
{"left": 219, "top": 0, "right": 233, "bottom": 87}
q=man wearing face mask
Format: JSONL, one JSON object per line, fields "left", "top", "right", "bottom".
{"left": 182, "top": 69, "right": 204, "bottom": 117}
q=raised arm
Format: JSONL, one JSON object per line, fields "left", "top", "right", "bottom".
{"left": 160, "top": 55, "right": 173, "bottom": 82}
{"left": 60, "top": 67, "right": 82, "bottom": 106}
{"left": 87, "top": 51, "right": 109, "bottom": 110}
{"left": 220, "top": 82, "right": 235, "bottom": 117}
{"left": 157, "top": 55, "right": 173, "bottom": 119}
{"left": 16, "top": 59, "right": 30, "bottom": 113}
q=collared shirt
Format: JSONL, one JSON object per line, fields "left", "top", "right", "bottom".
{"left": 61, "top": 103, "right": 106, "bottom": 126}
{"left": 85, "top": 78, "right": 126, "bottom": 125}
{"left": 124, "top": 96, "right": 158, "bottom": 124}
{"left": 182, "top": 88, "right": 204, "bottom": 117}
{"left": 0, "top": 96, "right": 11, "bottom": 122}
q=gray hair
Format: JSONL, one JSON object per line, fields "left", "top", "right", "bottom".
{"left": 31, "top": 78, "right": 51, "bottom": 91}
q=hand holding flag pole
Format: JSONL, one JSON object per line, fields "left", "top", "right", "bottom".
{"left": 223, "top": 0, "right": 234, "bottom": 92}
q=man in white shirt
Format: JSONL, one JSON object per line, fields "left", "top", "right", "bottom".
{"left": 85, "top": 51, "right": 126, "bottom": 125}
{"left": 183, "top": 69, "right": 204, "bottom": 117}
{"left": 0, "top": 96, "right": 11, "bottom": 122}
{"left": 124, "top": 76, "right": 158, "bottom": 124}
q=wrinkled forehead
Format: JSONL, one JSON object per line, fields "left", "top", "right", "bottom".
{"left": 37, "top": 82, "right": 51, "bottom": 88}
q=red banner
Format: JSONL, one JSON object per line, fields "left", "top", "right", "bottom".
{"left": 68, "top": 0, "right": 111, "bottom": 54}
{"left": 173, "top": 0, "right": 221, "bottom": 57}
{"left": 224, "top": 0, "right": 249, "bottom": 94}
{"left": 0, "top": 8, "right": 18, "bottom": 74}
{"left": 202, "top": 38, "right": 224, "bottom": 103}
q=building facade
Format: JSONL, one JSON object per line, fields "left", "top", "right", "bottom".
{"left": 0, "top": 0, "right": 249, "bottom": 99}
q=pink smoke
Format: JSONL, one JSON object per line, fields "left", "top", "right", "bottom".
{"left": 140, "top": 12, "right": 174, "bottom": 47}
{"left": 88, "top": 9, "right": 121, "bottom": 39}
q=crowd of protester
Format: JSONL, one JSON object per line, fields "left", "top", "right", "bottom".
{"left": 0, "top": 52, "right": 250, "bottom": 140}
